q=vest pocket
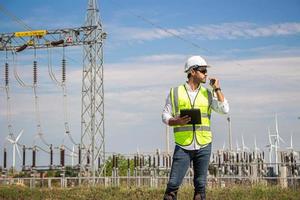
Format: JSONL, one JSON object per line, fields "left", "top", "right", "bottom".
{"left": 174, "top": 131, "right": 193, "bottom": 146}
{"left": 196, "top": 131, "right": 212, "bottom": 145}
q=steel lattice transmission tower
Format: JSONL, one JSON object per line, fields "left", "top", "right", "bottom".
{"left": 81, "top": 0, "right": 106, "bottom": 177}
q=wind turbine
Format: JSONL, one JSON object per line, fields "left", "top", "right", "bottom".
{"left": 222, "top": 141, "right": 226, "bottom": 151}
{"left": 266, "top": 127, "right": 275, "bottom": 164}
{"left": 287, "top": 132, "right": 298, "bottom": 157}
{"left": 287, "top": 132, "right": 293, "bottom": 150}
{"left": 6, "top": 129, "right": 23, "bottom": 169}
{"left": 236, "top": 140, "right": 241, "bottom": 152}
{"left": 242, "top": 135, "right": 249, "bottom": 152}
{"left": 274, "top": 114, "right": 285, "bottom": 146}
{"left": 254, "top": 136, "right": 260, "bottom": 154}
{"left": 273, "top": 114, "right": 285, "bottom": 174}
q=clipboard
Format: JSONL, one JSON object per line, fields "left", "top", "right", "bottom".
{"left": 180, "top": 109, "right": 202, "bottom": 124}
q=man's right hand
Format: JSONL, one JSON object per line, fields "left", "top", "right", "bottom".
{"left": 168, "top": 115, "right": 191, "bottom": 126}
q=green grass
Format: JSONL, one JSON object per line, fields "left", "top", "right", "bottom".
{"left": 0, "top": 185, "right": 299, "bottom": 200}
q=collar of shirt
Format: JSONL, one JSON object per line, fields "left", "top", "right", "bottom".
{"left": 185, "top": 82, "right": 201, "bottom": 92}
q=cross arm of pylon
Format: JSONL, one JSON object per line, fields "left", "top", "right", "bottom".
{"left": 0, "top": 26, "right": 107, "bottom": 51}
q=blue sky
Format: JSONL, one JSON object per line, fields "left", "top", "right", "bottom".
{"left": 0, "top": 0, "right": 300, "bottom": 167}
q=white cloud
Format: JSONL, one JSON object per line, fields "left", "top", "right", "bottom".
{"left": 125, "top": 54, "right": 186, "bottom": 63}
{"left": 109, "top": 22, "right": 300, "bottom": 42}
{"left": 1, "top": 53, "right": 300, "bottom": 156}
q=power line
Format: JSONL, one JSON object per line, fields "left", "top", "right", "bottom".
{"left": 0, "top": 4, "right": 32, "bottom": 31}
{"left": 107, "top": 0, "right": 211, "bottom": 54}
{"left": 0, "top": 4, "right": 81, "bottom": 155}
{"left": 0, "top": 4, "right": 80, "bottom": 65}
{"left": 107, "top": 0, "right": 245, "bottom": 68}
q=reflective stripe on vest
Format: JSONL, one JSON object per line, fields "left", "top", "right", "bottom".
{"left": 174, "top": 125, "right": 211, "bottom": 132}
{"left": 170, "top": 85, "right": 213, "bottom": 146}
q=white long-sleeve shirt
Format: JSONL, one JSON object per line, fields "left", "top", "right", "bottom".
{"left": 162, "top": 83, "right": 229, "bottom": 150}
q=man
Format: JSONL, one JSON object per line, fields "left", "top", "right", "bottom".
{"left": 162, "top": 55, "right": 229, "bottom": 200}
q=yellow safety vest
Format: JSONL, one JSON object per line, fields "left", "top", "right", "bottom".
{"left": 170, "top": 84, "right": 213, "bottom": 146}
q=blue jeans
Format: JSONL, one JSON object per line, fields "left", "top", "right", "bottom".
{"left": 164, "top": 143, "right": 212, "bottom": 199}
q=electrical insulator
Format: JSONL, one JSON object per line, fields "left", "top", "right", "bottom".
{"left": 136, "top": 155, "right": 139, "bottom": 168}
{"left": 292, "top": 165, "right": 295, "bottom": 175}
{"left": 78, "top": 146, "right": 81, "bottom": 165}
{"left": 148, "top": 155, "right": 151, "bottom": 168}
{"left": 142, "top": 156, "right": 145, "bottom": 167}
{"left": 112, "top": 155, "right": 116, "bottom": 168}
{"left": 60, "top": 146, "right": 65, "bottom": 167}
{"left": 153, "top": 156, "right": 156, "bottom": 168}
{"left": 5, "top": 63, "right": 9, "bottom": 86}
{"left": 157, "top": 154, "right": 160, "bottom": 167}
{"left": 116, "top": 156, "right": 118, "bottom": 169}
{"left": 16, "top": 44, "right": 28, "bottom": 52}
{"left": 4, "top": 148, "right": 7, "bottom": 169}
{"left": 50, "top": 144, "right": 53, "bottom": 166}
{"left": 33, "top": 61, "right": 37, "bottom": 84}
{"left": 87, "top": 150, "right": 90, "bottom": 164}
{"left": 166, "top": 156, "right": 169, "bottom": 168}
{"left": 139, "top": 157, "right": 142, "bottom": 168}
{"left": 22, "top": 145, "right": 26, "bottom": 168}
{"left": 134, "top": 156, "right": 137, "bottom": 168}
{"left": 62, "top": 59, "right": 66, "bottom": 82}
{"left": 98, "top": 157, "right": 101, "bottom": 169}
{"left": 127, "top": 158, "right": 130, "bottom": 169}
{"left": 50, "top": 39, "right": 64, "bottom": 46}
{"left": 32, "top": 148, "right": 36, "bottom": 168}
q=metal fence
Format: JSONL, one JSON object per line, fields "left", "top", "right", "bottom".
{"left": 1, "top": 175, "right": 300, "bottom": 190}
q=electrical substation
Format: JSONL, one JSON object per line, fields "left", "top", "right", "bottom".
{"left": 0, "top": 0, "right": 299, "bottom": 189}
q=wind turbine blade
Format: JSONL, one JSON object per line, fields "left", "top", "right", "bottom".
{"left": 275, "top": 114, "right": 279, "bottom": 134}
{"left": 242, "top": 135, "right": 244, "bottom": 146}
{"left": 16, "top": 129, "right": 24, "bottom": 141}
{"left": 254, "top": 136, "right": 257, "bottom": 150}
{"left": 279, "top": 136, "right": 285, "bottom": 144}
{"left": 16, "top": 145, "right": 22, "bottom": 160}
{"left": 236, "top": 140, "right": 239, "bottom": 150}
{"left": 7, "top": 138, "right": 14, "bottom": 144}
{"left": 268, "top": 127, "right": 272, "bottom": 144}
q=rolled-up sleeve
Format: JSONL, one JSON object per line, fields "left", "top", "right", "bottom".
{"left": 162, "top": 93, "right": 173, "bottom": 125}
{"left": 211, "top": 98, "right": 229, "bottom": 114}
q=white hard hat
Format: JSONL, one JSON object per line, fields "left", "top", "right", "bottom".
{"left": 184, "top": 55, "right": 210, "bottom": 73}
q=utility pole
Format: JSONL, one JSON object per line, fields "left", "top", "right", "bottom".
{"left": 81, "top": 0, "right": 106, "bottom": 181}
{"left": 0, "top": 0, "right": 106, "bottom": 178}
{"left": 227, "top": 116, "right": 232, "bottom": 151}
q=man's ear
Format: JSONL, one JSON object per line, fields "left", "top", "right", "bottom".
{"left": 190, "top": 69, "right": 196, "bottom": 75}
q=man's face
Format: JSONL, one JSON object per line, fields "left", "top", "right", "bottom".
{"left": 192, "top": 67, "right": 208, "bottom": 83}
